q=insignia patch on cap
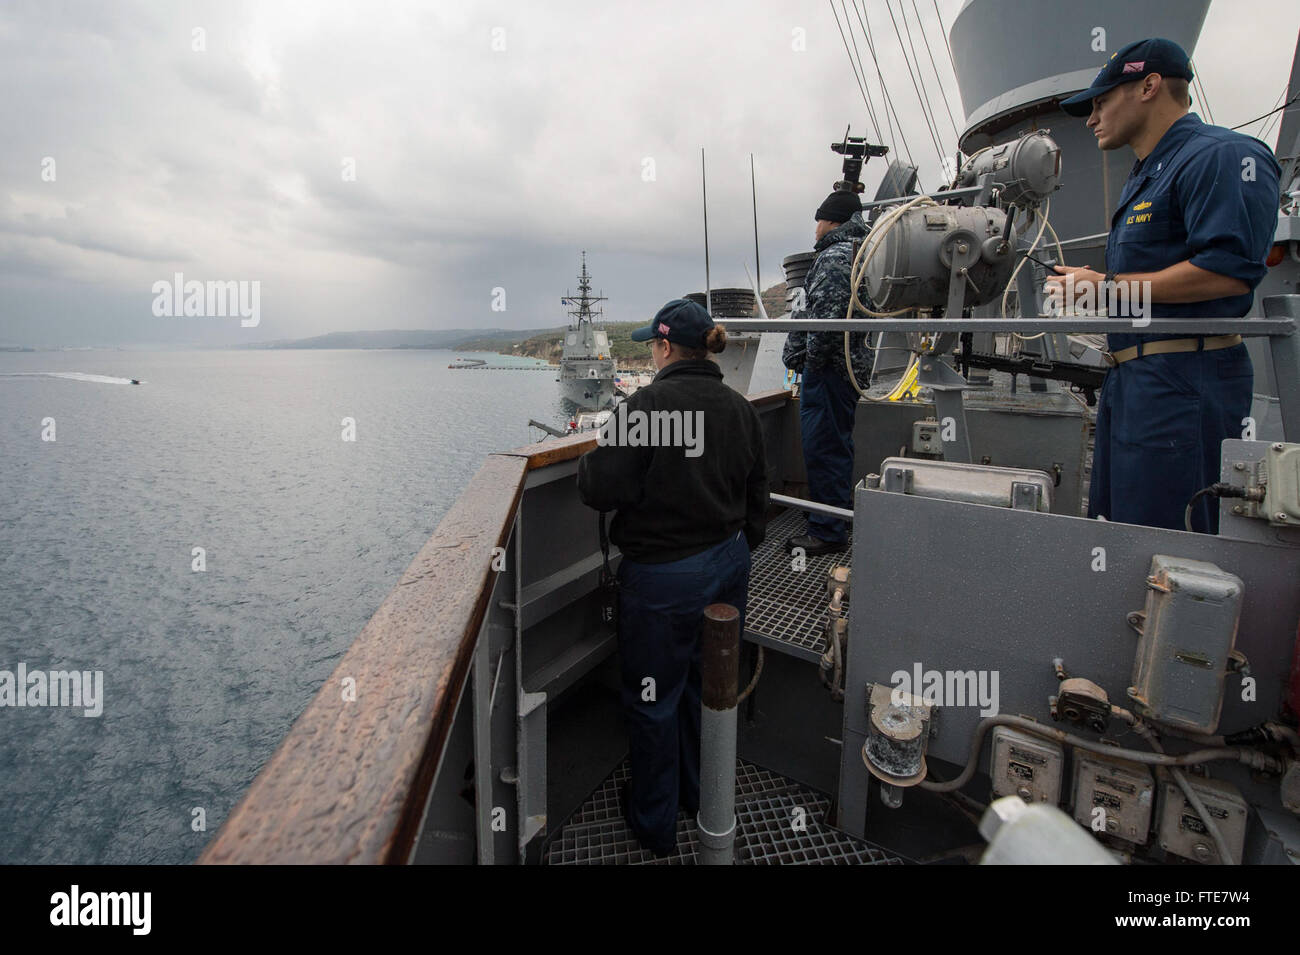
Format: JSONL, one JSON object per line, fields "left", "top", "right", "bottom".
{"left": 1122, "top": 60, "right": 1146, "bottom": 73}
{"left": 658, "top": 322, "right": 670, "bottom": 335}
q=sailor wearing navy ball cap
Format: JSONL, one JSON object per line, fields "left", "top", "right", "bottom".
{"left": 1047, "top": 37, "right": 1280, "bottom": 533}
{"left": 577, "top": 298, "right": 768, "bottom": 856}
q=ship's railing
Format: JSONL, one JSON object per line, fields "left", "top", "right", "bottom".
{"left": 726, "top": 314, "right": 1300, "bottom": 442}
{"left": 198, "top": 388, "right": 795, "bottom": 864}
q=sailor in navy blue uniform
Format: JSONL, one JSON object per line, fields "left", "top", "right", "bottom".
{"left": 577, "top": 300, "right": 767, "bottom": 857}
{"left": 1050, "top": 38, "right": 1280, "bottom": 533}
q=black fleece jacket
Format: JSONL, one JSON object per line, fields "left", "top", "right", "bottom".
{"left": 576, "top": 359, "right": 768, "bottom": 563}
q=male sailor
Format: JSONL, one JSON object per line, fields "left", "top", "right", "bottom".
{"left": 781, "top": 190, "right": 875, "bottom": 554}
{"left": 1048, "top": 37, "right": 1280, "bottom": 533}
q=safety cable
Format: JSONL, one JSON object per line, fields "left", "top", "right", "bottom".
{"left": 847, "top": 10, "right": 897, "bottom": 158}
{"left": 882, "top": 0, "right": 948, "bottom": 166}
{"left": 851, "top": 0, "right": 918, "bottom": 177}
{"left": 932, "top": 0, "right": 959, "bottom": 86}
{"left": 890, "top": 0, "right": 945, "bottom": 158}
{"left": 909, "top": 0, "right": 962, "bottom": 145}
{"left": 830, "top": 0, "right": 885, "bottom": 143}
{"left": 1258, "top": 88, "right": 1290, "bottom": 144}
{"left": 1232, "top": 89, "right": 1300, "bottom": 132}
{"left": 1190, "top": 63, "right": 1216, "bottom": 126}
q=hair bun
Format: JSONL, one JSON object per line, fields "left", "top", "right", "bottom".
{"left": 705, "top": 324, "right": 728, "bottom": 354}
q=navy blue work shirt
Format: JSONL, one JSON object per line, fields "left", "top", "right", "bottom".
{"left": 1104, "top": 113, "right": 1280, "bottom": 352}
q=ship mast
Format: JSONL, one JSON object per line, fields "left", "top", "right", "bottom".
{"left": 563, "top": 251, "right": 608, "bottom": 329}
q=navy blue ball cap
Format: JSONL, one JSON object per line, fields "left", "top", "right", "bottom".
{"left": 1060, "top": 38, "right": 1194, "bottom": 117}
{"left": 630, "top": 299, "right": 715, "bottom": 348}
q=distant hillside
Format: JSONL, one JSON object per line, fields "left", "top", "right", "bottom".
{"left": 239, "top": 328, "right": 518, "bottom": 350}
{"left": 454, "top": 326, "right": 564, "bottom": 357}
{"left": 760, "top": 282, "right": 788, "bottom": 317}
{"left": 238, "top": 282, "right": 790, "bottom": 360}
{"left": 459, "top": 321, "right": 654, "bottom": 367}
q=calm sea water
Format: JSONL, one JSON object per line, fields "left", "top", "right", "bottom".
{"left": 0, "top": 349, "right": 570, "bottom": 864}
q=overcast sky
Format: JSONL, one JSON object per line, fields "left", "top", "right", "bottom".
{"left": 2, "top": 0, "right": 1297, "bottom": 347}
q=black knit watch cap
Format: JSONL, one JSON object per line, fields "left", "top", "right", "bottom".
{"left": 815, "top": 189, "right": 862, "bottom": 224}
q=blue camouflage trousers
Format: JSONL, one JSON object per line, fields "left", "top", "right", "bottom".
{"left": 799, "top": 364, "right": 859, "bottom": 543}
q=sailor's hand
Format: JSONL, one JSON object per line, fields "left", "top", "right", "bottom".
{"left": 1044, "top": 264, "right": 1105, "bottom": 310}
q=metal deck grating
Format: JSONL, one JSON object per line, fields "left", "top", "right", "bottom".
{"left": 545, "top": 758, "right": 901, "bottom": 865}
{"left": 564, "top": 760, "right": 633, "bottom": 827}
{"left": 745, "top": 508, "right": 851, "bottom": 658}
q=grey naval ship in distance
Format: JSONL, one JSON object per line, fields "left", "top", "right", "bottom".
{"left": 559, "top": 252, "right": 617, "bottom": 412}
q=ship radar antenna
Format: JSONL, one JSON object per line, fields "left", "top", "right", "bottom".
{"left": 563, "top": 251, "right": 607, "bottom": 329}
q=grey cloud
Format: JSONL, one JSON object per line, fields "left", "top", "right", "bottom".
{"left": 1, "top": 0, "right": 1296, "bottom": 346}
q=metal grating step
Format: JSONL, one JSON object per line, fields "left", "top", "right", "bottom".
{"left": 735, "top": 791, "right": 891, "bottom": 864}
{"left": 545, "top": 758, "right": 901, "bottom": 866}
{"left": 547, "top": 817, "right": 702, "bottom": 866}
{"left": 564, "top": 760, "right": 632, "bottom": 827}
{"left": 745, "top": 508, "right": 851, "bottom": 658}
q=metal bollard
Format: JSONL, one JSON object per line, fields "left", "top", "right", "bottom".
{"left": 698, "top": 603, "right": 739, "bottom": 865}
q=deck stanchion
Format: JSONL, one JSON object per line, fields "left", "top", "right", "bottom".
{"left": 699, "top": 603, "right": 740, "bottom": 865}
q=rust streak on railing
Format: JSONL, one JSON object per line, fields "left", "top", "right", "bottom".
{"left": 198, "top": 453, "right": 527, "bottom": 864}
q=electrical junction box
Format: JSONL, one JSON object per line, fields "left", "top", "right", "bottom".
{"left": 912, "top": 419, "right": 942, "bottom": 455}
{"left": 1157, "top": 776, "right": 1247, "bottom": 865}
{"left": 1128, "top": 555, "right": 1243, "bottom": 734}
{"left": 1262, "top": 442, "right": 1300, "bottom": 525}
{"left": 877, "top": 457, "right": 1054, "bottom": 511}
{"left": 1071, "top": 750, "right": 1154, "bottom": 846}
{"left": 989, "top": 726, "right": 1063, "bottom": 805}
